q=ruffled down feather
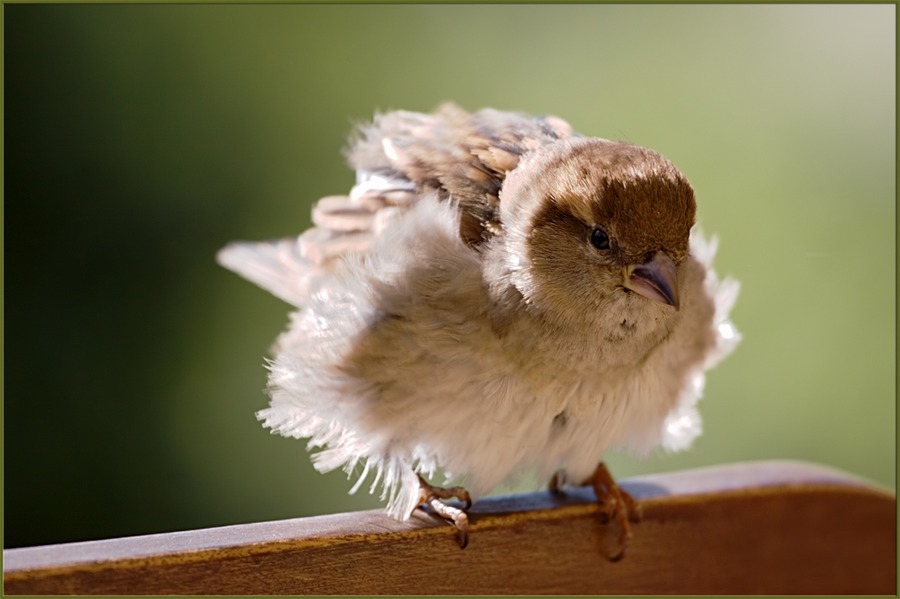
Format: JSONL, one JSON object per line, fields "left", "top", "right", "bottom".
{"left": 660, "top": 228, "right": 741, "bottom": 452}
{"left": 256, "top": 222, "right": 740, "bottom": 521}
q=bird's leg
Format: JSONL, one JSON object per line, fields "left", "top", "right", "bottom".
{"left": 414, "top": 474, "right": 472, "bottom": 549}
{"left": 585, "top": 462, "right": 641, "bottom": 561}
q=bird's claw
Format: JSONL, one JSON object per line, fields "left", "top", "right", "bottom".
{"left": 548, "top": 469, "right": 567, "bottom": 497}
{"left": 587, "top": 462, "right": 641, "bottom": 561}
{"left": 415, "top": 474, "right": 472, "bottom": 548}
{"left": 548, "top": 464, "right": 640, "bottom": 560}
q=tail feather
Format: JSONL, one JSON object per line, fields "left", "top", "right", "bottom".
{"left": 216, "top": 238, "right": 320, "bottom": 308}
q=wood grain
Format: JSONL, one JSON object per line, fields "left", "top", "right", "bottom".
{"left": 3, "top": 460, "right": 895, "bottom": 595}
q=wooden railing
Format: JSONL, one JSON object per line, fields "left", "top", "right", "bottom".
{"left": 3, "top": 460, "right": 895, "bottom": 595}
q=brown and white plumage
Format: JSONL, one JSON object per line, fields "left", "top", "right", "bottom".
{"left": 219, "top": 104, "right": 577, "bottom": 299}
{"left": 218, "top": 104, "right": 740, "bottom": 552}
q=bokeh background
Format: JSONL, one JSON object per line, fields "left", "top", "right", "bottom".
{"left": 3, "top": 5, "right": 895, "bottom": 549}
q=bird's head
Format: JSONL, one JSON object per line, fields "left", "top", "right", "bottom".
{"left": 498, "top": 137, "right": 696, "bottom": 334}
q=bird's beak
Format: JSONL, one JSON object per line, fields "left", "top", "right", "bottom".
{"left": 624, "top": 252, "right": 680, "bottom": 309}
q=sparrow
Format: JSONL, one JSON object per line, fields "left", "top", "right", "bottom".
{"left": 218, "top": 104, "right": 740, "bottom": 559}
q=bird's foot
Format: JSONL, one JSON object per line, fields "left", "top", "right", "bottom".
{"left": 415, "top": 474, "right": 472, "bottom": 549}
{"left": 586, "top": 462, "right": 641, "bottom": 561}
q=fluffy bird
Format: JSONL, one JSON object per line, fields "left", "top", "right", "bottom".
{"left": 218, "top": 104, "right": 740, "bottom": 558}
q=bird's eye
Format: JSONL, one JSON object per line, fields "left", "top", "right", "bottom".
{"left": 590, "top": 227, "right": 610, "bottom": 251}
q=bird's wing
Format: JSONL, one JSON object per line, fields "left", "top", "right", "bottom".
{"left": 346, "top": 103, "right": 578, "bottom": 245}
{"left": 218, "top": 105, "right": 576, "bottom": 307}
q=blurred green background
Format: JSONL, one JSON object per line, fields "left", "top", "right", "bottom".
{"left": 3, "top": 5, "right": 895, "bottom": 549}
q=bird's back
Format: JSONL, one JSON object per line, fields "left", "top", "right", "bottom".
{"left": 346, "top": 103, "right": 576, "bottom": 246}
